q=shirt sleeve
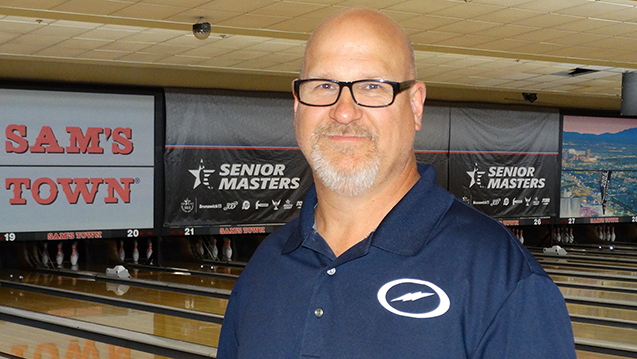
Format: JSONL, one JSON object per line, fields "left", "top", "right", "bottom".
{"left": 217, "top": 285, "right": 241, "bottom": 359}
{"left": 473, "top": 273, "right": 577, "bottom": 359}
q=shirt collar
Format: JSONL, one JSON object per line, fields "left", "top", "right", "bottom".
{"left": 282, "top": 164, "right": 454, "bottom": 257}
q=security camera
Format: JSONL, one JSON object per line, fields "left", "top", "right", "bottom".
{"left": 522, "top": 93, "right": 537, "bottom": 103}
{"left": 193, "top": 21, "right": 211, "bottom": 40}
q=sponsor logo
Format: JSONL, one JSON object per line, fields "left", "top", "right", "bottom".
{"left": 461, "top": 197, "right": 470, "bottom": 204}
{"left": 181, "top": 198, "right": 195, "bottom": 213}
{"left": 466, "top": 165, "right": 546, "bottom": 190}
{"left": 188, "top": 161, "right": 302, "bottom": 191}
{"left": 189, "top": 160, "right": 215, "bottom": 189}
{"left": 542, "top": 198, "right": 551, "bottom": 206}
{"left": 283, "top": 200, "right": 294, "bottom": 210}
{"left": 377, "top": 279, "right": 450, "bottom": 319}
{"left": 296, "top": 201, "right": 303, "bottom": 209}
{"left": 199, "top": 203, "right": 222, "bottom": 209}
{"left": 242, "top": 201, "right": 250, "bottom": 210}
{"left": 224, "top": 201, "right": 238, "bottom": 211}
{"left": 490, "top": 198, "right": 501, "bottom": 206}
{"left": 467, "top": 164, "right": 486, "bottom": 188}
{"left": 472, "top": 200, "right": 489, "bottom": 205}
{"left": 272, "top": 200, "right": 281, "bottom": 210}
{"left": 532, "top": 197, "right": 540, "bottom": 206}
{"left": 256, "top": 201, "right": 268, "bottom": 209}
{"left": 512, "top": 198, "right": 523, "bottom": 205}
{"left": 525, "top": 197, "right": 531, "bottom": 206}
{"left": 503, "top": 198, "right": 510, "bottom": 206}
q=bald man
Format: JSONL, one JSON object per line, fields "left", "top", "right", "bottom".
{"left": 218, "top": 8, "right": 576, "bottom": 359}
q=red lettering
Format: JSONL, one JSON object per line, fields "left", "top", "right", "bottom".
{"left": 31, "top": 126, "right": 65, "bottom": 153}
{"left": 32, "top": 177, "right": 58, "bottom": 205}
{"left": 104, "top": 178, "right": 133, "bottom": 203}
{"left": 112, "top": 127, "right": 133, "bottom": 155}
{"left": 5, "top": 124, "right": 28, "bottom": 153}
{"left": 6, "top": 178, "right": 30, "bottom": 204}
{"left": 57, "top": 178, "right": 104, "bottom": 204}
{"left": 66, "top": 127, "right": 104, "bottom": 154}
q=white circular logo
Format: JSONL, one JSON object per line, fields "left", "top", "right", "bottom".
{"left": 377, "top": 278, "right": 450, "bottom": 319}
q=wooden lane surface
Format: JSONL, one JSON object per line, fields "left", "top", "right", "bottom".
{"left": 0, "top": 287, "right": 221, "bottom": 348}
{"left": 550, "top": 274, "right": 637, "bottom": 291}
{"left": 576, "top": 350, "right": 631, "bottom": 359}
{"left": 67, "top": 263, "right": 237, "bottom": 291}
{"left": 162, "top": 261, "right": 243, "bottom": 276}
{"left": 0, "top": 269, "right": 229, "bottom": 316}
{"left": 540, "top": 263, "right": 637, "bottom": 277}
{"left": 537, "top": 256, "right": 637, "bottom": 271}
{"left": 567, "top": 303, "right": 637, "bottom": 323}
{"left": 558, "top": 285, "right": 637, "bottom": 303}
{"left": 0, "top": 320, "right": 172, "bottom": 359}
{"left": 573, "top": 321, "right": 637, "bottom": 346}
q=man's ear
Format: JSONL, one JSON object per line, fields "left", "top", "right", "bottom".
{"left": 410, "top": 82, "right": 426, "bottom": 131}
{"left": 292, "top": 79, "right": 300, "bottom": 113}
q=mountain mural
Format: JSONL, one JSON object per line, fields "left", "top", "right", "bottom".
{"left": 563, "top": 127, "right": 637, "bottom": 144}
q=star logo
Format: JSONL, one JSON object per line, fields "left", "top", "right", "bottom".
{"left": 467, "top": 163, "right": 485, "bottom": 188}
{"left": 189, "top": 160, "right": 215, "bottom": 189}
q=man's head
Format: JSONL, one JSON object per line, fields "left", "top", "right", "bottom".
{"left": 293, "top": 8, "right": 426, "bottom": 197}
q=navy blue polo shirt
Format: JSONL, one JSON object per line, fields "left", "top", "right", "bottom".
{"left": 218, "top": 164, "right": 576, "bottom": 359}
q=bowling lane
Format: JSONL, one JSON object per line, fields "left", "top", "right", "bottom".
{"left": 573, "top": 321, "right": 637, "bottom": 346}
{"left": 0, "top": 320, "right": 172, "bottom": 359}
{"left": 551, "top": 275, "right": 637, "bottom": 291}
{"left": 541, "top": 263, "right": 637, "bottom": 277}
{"left": 65, "top": 263, "right": 237, "bottom": 291}
{"left": 576, "top": 350, "right": 631, "bottom": 359}
{"left": 567, "top": 303, "right": 637, "bottom": 323}
{"left": 161, "top": 260, "right": 243, "bottom": 276}
{"left": 558, "top": 285, "right": 637, "bottom": 303}
{"left": 0, "top": 287, "right": 221, "bottom": 348}
{"left": 537, "top": 256, "right": 637, "bottom": 271}
{"left": 0, "top": 269, "right": 228, "bottom": 316}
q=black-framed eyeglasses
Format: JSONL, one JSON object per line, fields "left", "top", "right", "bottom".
{"left": 293, "top": 79, "right": 416, "bottom": 108}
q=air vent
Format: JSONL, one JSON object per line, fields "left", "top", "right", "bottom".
{"left": 553, "top": 68, "right": 599, "bottom": 77}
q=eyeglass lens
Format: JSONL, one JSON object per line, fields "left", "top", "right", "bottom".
{"left": 298, "top": 80, "right": 395, "bottom": 107}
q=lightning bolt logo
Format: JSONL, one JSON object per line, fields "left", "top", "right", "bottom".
{"left": 391, "top": 291, "right": 435, "bottom": 302}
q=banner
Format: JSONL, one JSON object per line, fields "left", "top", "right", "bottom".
{"left": 448, "top": 107, "right": 560, "bottom": 218}
{"left": 164, "top": 147, "right": 312, "bottom": 226}
{"left": 164, "top": 89, "right": 313, "bottom": 226}
{"left": 1, "top": 88, "right": 155, "bottom": 234}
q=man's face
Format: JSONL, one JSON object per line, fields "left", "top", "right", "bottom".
{"left": 293, "top": 18, "right": 424, "bottom": 196}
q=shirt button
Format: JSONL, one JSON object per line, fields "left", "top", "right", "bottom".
{"left": 314, "top": 308, "right": 324, "bottom": 318}
{"left": 327, "top": 268, "right": 336, "bottom": 275}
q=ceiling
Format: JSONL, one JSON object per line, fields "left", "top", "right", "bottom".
{"left": 1, "top": 0, "right": 637, "bottom": 110}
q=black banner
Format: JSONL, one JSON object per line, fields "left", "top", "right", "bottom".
{"left": 164, "top": 147, "right": 313, "bottom": 226}
{"left": 447, "top": 107, "right": 560, "bottom": 218}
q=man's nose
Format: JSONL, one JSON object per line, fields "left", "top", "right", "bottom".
{"left": 330, "top": 87, "right": 363, "bottom": 124}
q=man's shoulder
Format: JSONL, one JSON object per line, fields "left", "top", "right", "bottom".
{"left": 433, "top": 198, "right": 546, "bottom": 277}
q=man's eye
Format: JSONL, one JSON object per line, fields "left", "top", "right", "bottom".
{"left": 318, "top": 83, "right": 336, "bottom": 90}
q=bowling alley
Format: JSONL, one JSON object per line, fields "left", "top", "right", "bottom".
{"left": 1, "top": 1, "right": 637, "bottom": 358}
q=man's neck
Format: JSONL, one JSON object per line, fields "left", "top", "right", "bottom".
{"left": 314, "top": 163, "right": 420, "bottom": 257}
